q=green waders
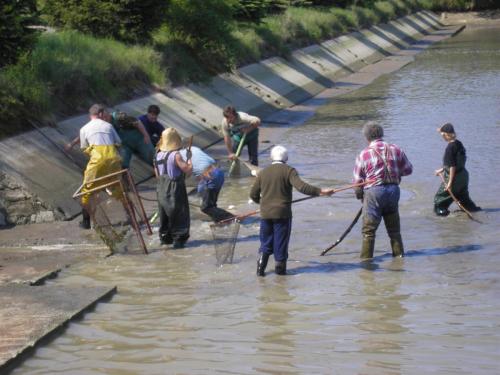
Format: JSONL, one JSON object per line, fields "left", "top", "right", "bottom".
{"left": 361, "top": 211, "right": 404, "bottom": 259}
{"left": 434, "top": 168, "right": 478, "bottom": 214}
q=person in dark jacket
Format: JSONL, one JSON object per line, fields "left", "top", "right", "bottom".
{"left": 154, "top": 128, "right": 192, "bottom": 249}
{"left": 434, "top": 123, "right": 481, "bottom": 216}
{"left": 250, "top": 145, "right": 334, "bottom": 276}
{"left": 139, "top": 104, "right": 165, "bottom": 147}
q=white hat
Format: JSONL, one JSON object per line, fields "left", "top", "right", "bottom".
{"left": 270, "top": 145, "right": 288, "bottom": 162}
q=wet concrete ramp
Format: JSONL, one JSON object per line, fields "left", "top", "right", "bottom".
{"left": 0, "top": 283, "right": 116, "bottom": 371}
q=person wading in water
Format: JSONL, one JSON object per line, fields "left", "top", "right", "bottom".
{"left": 154, "top": 128, "right": 192, "bottom": 249}
{"left": 250, "top": 145, "right": 334, "bottom": 276}
{"left": 221, "top": 105, "right": 260, "bottom": 166}
{"left": 434, "top": 123, "right": 481, "bottom": 216}
{"left": 353, "top": 122, "right": 413, "bottom": 259}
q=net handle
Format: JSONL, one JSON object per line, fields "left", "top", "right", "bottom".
{"left": 216, "top": 180, "right": 373, "bottom": 225}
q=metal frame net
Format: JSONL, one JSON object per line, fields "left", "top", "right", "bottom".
{"left": 210, "top": 219, "right": 241, "bottom": 266}
{"left": 73, "top": 169, "right": 151, "bottom": 254}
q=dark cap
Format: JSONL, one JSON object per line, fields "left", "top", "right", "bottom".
{"left": 439, "top": 123, "right": 455, "bottom": 134}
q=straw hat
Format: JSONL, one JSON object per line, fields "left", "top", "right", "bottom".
{"left": 158, "top": 128, "right": 182, "bottom": 152}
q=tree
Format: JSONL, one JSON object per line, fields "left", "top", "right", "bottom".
{"left": 43, "top": 0, "right": 169, "bottom": 44}
{"left": 0, "top": 0, "right": 39, "bottom": 67}
{"left": 164, "top": 0, "right": 237, "bottom": 73}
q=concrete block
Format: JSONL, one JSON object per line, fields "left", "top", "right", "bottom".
{"left": 0, "top": 284, "right": 116, "bottom": 370}
{"left": 0, "top": 131, "right": 83, "bottom": 219}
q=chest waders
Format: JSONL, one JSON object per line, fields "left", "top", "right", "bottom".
{"left": 156, "top": 152, "right": 190, "bottom": 245}
{"left": 361, "top": 146, "right": 404, "bottom": 259}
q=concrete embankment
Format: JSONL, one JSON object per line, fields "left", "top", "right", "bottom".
{"left": 0, "top": 10, "right": 468, "bottom": 373}
{"left": 0, "top": 10, "right": 455, "bottom": 226}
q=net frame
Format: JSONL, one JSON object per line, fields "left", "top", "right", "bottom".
{"left": 210, "top": 218, "right": 241, "bottom": 266}
{"left": 73, "top": 169, "right": 152, "bottom": 254}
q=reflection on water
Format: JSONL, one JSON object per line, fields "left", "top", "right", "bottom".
{"left": 12, "top": 27, "right": 500, "bottom": 374}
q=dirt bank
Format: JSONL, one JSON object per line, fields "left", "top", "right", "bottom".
{"left": 441, "top": 9, "right": 500, "bottom": 28}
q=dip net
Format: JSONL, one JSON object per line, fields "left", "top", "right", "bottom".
{"left": 87, "top": 191, "right": 131, "bottom": 253}
{"left": 74, "top": 170, "right": 151, "bottom": 254}
{"left": 210, "top": 218, "right": 240, "bottom": 266}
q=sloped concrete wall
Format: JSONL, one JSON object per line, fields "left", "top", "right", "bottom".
{"left": 0, "top": 11, "right": 443, "bottom": 224}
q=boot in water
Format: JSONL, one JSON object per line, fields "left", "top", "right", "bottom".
{"left": 434, "top": 205, "right": 450, "bottom": 217}
{"left": 257, "top": 253, "right": 270, "bottom": 277}
{"left": 275, "top": 261, "right": 287, "bottom": 275}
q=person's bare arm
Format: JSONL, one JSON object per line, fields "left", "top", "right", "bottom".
{"left": 241, "top": 115, "right": 260, "bottom": 134}
{"left": 224, "top": 134, "right": 236, "bottom": 160}
{"left": 135, "top": 120, "right": 151, "bottom": 144}
{"left": 65, "top": 136, "right": 80, "bottom": 151}
{"left": 175, "top": 153, "right": 193, "bottom": 175}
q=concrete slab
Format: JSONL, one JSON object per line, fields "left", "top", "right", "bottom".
{"left": 289, "top": 44, "right": 342, "bottom": 83}
{"left": 0, "top": 130, "right": 83, "bottom": 219}
{"left": 204, "top": 73, "right": 280, "bottom": 120}
{"left": 0, "top": 284, "right": 116, "bottom": 371}
{"left": 168, "top": 83, "right": 231, "bottom": 129}
{"left": 240, "top": 56, "right": 328, "bottom": 109}
{"left": 0, "top": 246, "right": 108, "bottom": 286}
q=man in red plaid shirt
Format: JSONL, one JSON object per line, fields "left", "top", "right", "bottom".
{"left": 353, "top": 122, "right": 413, "bottom": 259}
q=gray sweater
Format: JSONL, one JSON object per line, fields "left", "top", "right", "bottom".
{"left": 250, "top": 163, "right": 321, "bottom": 219}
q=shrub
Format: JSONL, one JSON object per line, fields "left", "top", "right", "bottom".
{"left": 0, "top": 0, "right": 39, "bottom": 67}
{"left": 158, "top": 0, "right": 237, "bottom": 77}
{"left": 42, "top": 0, "right": 168, "bottom": 43}
{"left": 0, "top": 30, "right": 165, "bottom": 132}
{"left": 374, "top": 1, "right": 396, "bottom": 23}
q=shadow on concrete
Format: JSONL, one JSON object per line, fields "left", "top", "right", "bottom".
{"left": 351, "top": 32, "right": 392, "bottom": 58}
{"left": 370, "top": 26, "right": 410, "bottom": 50}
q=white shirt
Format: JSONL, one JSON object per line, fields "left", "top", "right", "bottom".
{"left": 220, "top": 111, "right": 260, "bottom": 137}
{"left": 80, "top": 118, "right": 121, "bottom": 149}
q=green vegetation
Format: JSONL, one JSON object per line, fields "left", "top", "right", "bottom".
{"left": 0, "top": 0, "right": 39, "bottom": 67}
{"left": 0, "top": 31, "right": 165, "bottom": 137}
{"left": 0, "top": 0, "right": 498, "bottom": 138}
{"left": 43, "top": 0, "right": 169, "bottom": 44}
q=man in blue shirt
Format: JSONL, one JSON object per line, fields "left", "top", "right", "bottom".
{"left": 139, "top": 105, "right": 165, "bottom": 147}
{"left": 180, "top": 145, "right": 233, "bottom": 222}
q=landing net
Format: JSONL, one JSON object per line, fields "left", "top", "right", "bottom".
{"left": 73, "top": 170, "right": 151, "bottom": 254}
{"left": 210, "top": 219, "right": 240, "bottom": 266}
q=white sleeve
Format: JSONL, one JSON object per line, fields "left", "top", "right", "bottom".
{"left": 79, "top": 128, "right": 88, "bottom": 149}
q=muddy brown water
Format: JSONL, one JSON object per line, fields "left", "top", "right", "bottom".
{"left": 11, "top": 27, "right": 500, "bottom": 374}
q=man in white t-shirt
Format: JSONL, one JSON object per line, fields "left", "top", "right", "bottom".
{"left": 220, "top": 105, "right": 260, "bottom": 166}
{"left": 77, "top": 104, "right": 122, "bottom": 229}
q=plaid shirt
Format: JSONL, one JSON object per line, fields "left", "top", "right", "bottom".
{"left": 353, "top": 139, "right": 413, "bottom": 188}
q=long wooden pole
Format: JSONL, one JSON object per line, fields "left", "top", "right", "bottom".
{"left": 228, "top": 132, "right": 247, "bottom": 176}
{"left": 320, "top": 207, "right": 362, "bottom": 256}
{"left": 216, "top": 180, "right": 373, "bottom": 225}
{"left": 438, "top": 172, "right": 481, "bottom": 223}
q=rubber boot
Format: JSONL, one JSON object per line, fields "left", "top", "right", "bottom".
{"left": 384, "top": 212, "right": 404, "bottom": 257}
{"left": 360, "top": 237, "right": 375, "bottom": 259}
{"left": 256, "top": 253, "right": 270, "bottom": 277}
{"left": 390, "top": 235, "right": 405, "bottom": 257}
{"left": 434, "top": 204, "right": 450, "bottom": 216}
{"left": 275, "top": 261, "right": 287, "bottom": 275}
{"left": 79, "top": 209, "right": 91, "bottom": 230}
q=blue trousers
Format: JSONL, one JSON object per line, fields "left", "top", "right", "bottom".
{"left": 259, "top": 218, "right": 292, "bottom": 262}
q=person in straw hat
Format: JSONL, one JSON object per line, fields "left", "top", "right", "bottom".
{"left": 154, "top": 128, "right": 193, "bottom": 248}
{"left": 434, "top": 123, "right": 481, "bottom": 216}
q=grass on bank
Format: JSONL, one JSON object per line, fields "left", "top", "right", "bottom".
{"left": 0, "top": 0, "right": 493, "bottom": 138}
{"left": 0, "top": 31, "right": 165, "bottom": 137}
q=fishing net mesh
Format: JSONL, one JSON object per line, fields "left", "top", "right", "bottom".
{"left": 210, "top": 219, "right": 240, "bottom": 266}
{"left": 76, "top": 173, "right": 149, "bottom": 254}
{"left": 87, "top": 190, "right": 131, "bottom": 253}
